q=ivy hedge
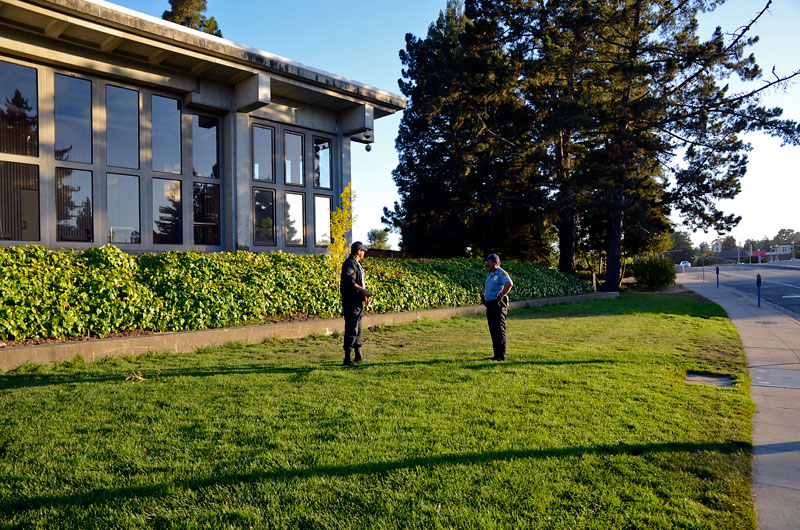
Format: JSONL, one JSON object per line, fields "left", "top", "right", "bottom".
{"left": 0, "top": 245, "right": 592, "bottom": 342}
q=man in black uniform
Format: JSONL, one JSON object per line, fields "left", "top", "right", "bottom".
{"left": 340, "top": 241, "right": 371, "bottom": 366}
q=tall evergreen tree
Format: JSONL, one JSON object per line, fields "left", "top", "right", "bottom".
{"left": 162, "top": 0, "right": 222, "bottom": 37}
{"left": 587, "top": 0, "right": 799, "bottom": 289}
{"left": 385, "top": 0, "right": 552, "bottom": 261}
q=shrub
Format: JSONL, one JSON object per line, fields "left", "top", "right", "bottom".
{"left": 0, "top": 246, "right": 593, "bottom": 342}
{"left": 631, "top": 257, "right": 676, "bottom": 290}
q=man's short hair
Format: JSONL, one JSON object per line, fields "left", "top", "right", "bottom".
{"left": 351, "top": 241, "right": 367, "bottom": 254}
{"left": 484, "top": 253, "right": 500, "bottom": 263}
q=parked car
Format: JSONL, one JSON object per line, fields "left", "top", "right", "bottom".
{"left": 679, "top": 261, "right": 691, "bottom": 268}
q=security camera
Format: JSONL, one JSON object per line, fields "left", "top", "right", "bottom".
{"left": 364, "top": 129, "right": 372, "bottom": 139}
{"left": 365, "top": 144, "right": 372, "bottom": 152}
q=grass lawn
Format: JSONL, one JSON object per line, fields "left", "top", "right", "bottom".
{"left": 0, "top": 292, "right": 754, "bottom": 529}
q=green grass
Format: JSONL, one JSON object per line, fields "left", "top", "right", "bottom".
{"left": 0, "top": 292, "right": 754, "bottom": 529}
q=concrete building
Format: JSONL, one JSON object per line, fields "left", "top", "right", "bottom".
{"left": 0, "top": 0, "right": 404, "bottom": 254}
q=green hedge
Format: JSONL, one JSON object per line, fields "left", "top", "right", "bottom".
{"left": 0, "top": 245, "right": 592, "bottom": 342}
{"left": 630, "top": 257, "right": 677, "bottom": 290}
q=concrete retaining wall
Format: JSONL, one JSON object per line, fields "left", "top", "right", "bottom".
{"left": 0, "top": 292, "right": 618, "bottom": 372}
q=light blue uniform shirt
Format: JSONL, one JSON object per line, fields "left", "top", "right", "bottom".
{"left": 484, "top": 267, "right": 512, "bottom": 300}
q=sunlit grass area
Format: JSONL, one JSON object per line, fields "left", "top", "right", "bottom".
{"left": 0, "top": 292, "right": 754, "bottom": 529}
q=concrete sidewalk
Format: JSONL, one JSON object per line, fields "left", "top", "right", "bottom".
{"left": 678, "top": 272, "right": 800, "bottom": 530}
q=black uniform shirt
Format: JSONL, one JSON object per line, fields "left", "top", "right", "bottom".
{"left": 340, "top": 255, "right": 365, "bottom": 307}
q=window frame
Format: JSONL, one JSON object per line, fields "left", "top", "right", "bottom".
{"left": 252, "top": 186, "right": 276, "bottom": 247}
{"left": 283, "top": 190, "right": 306, "bottom": 247}
{"left": 106, "top": 172, "right": 141, "bottom": 245}
{"left": 313, "top": 194, "right": 332, "bottom": 248}
{"left": 251, "top": 124, "right": 275, "bottom": 183}
{"left": 0, "top": 55, "right": 227, "bottom": 251}
{"left": 283, "top": 130, "right": 305, "bottom": 187}
{"left": 105, "top": 84, "right": 140, "bottom": 170}
{"left": 312, "top": 136, "right": 333, "bottom": 190}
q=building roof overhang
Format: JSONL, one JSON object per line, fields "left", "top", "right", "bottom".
{"left": 0, "top": 0, "right": 406, "bottom": 120}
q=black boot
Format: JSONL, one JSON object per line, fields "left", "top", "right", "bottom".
{"left": 343, "top": 350, "right": 355, "bottom": 367}
{"left": 353, "top": 348, "right": 364, "bottom": 363}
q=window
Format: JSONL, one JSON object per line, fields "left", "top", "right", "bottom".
{"left": 107, "top": 173, "right": 140, "bottom": 243}
{"left": 106, "top": 85, "right": 139, "bottom": 169}
{"left": 0, "top": 161, "right": 39, "bottom": 240}
{"left": 314, "top": 195, "right": 331, "bottom": 246}
{"left": 0, "top": 60, "right": 38, "bottom": 157}
{"left": 284, "top": 131, "right": 304, "bottom": 186}
{"left": 253, "top": 188, "right": 275, "bottom": 246}
{"left": 54, "top": 74, "right": 92, "bottom": 163}
{"left": 152, "top": 178, "right": 182, "bottom": 244}
{"left": 313, "top": 137, "right": 331, "bottom": 189}
{"left": 152, "top": 95, "right": 181, "bottom": 174}
{"left": 284, "top": 192, "right": 304, "bottom": 246}
{"left": 55, "top": 168, "right": 93, "bottom": 242}
{"left": 192, "top": 114, "right": 218, "bottom": 178}
{"left": 193, "top": 182, "right": 220, "bottom": 245}
{"left": 252, "top": 125, "right": 273, "bottom": 181}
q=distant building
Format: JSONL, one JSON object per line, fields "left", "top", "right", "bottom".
{"left": 0, "top": 0, "right": 404, "bottom": 254}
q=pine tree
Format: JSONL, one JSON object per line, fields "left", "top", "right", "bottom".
{"left": 385, "top": 0, "right": 552, "bottom": 262}
{"left": 587, "top": 0, "right": 799, "bottom": 289}
{"left": 162, "top": 0, "right": 222, "bottom": 37}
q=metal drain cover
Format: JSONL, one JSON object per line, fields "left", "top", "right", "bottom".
{"left": 685, "top": 372, "right": 733, "bottom": 388}
{"left": 750, "top": 368, "right": 800, "bottom": 389}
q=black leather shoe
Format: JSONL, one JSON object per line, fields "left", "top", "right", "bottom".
{"left": 343, "top": 358, "right": 355, "bottom": 367}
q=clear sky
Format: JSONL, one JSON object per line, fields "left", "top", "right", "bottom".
{"left": 110, "top": 0, "right": 799, "bottom": 250}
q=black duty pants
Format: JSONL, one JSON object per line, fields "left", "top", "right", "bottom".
{"left": 486, "top": 300, "right": 508, "bottom": 359}
{"left": 343, "top": 304, "right": 363, "bottom": 352}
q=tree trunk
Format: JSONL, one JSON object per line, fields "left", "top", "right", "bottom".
{"left": 604, "top": 207, "right": 623, "bottom": 291}
{"left": 557, "top": 207, "right": 577, "bottom": 275}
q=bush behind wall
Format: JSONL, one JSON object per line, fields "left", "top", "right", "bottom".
{"left": 1, "top": 245, "right": 593, "bottom": 341}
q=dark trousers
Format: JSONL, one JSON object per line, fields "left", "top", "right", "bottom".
{"left": 486, "top": 300, "right": 508, "bottom": 359}
{"left": 343, "top": 304, "right": 363, "bottom": 352}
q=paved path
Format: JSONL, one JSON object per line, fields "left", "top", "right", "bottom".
{"left": 678, "top": 271, "right": 800, "bottom": 530}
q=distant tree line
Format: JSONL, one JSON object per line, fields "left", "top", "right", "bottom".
{"left": 383, "top": 0, "right": 800, "bottom": 290}
{"left": 669, "top": 228, "right": 800, "bottom": 264}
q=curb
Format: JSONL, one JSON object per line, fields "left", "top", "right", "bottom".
{"left": 0, "top": 292, "right": 618, "bottom": 372}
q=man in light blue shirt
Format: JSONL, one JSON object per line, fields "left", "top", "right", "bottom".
{"left": 482, "top": 253, "right": 513, "bottom": 361}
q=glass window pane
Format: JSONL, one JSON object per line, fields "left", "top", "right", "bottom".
{"left": 193, "top": 182, "right": 220, "bottom": 245}
{"left": 192, "top": 114, "right": 218, "bottom": 178}
{"left": 253, "top": 188, "right": 275, "bottom": 246}
{"left": 54, "top": 74, "right": 92, "bottom": 163}
{"left": 313, "top": 138, "right": 331, "bottom": 189}
{"left": 314, "top": 196, "right": 331, "bottom": 246}
{"left": 152, "top": 178, "right": 182, "bottom": 244}
{"left": 0, "top": 60, "right": 38, "bottom": 157}
{"left": 56, "top": 168, "right": 93, "bottom": 242}
{"left": 285, "top": 192, "right": 304, "bottom": 246}
{"left": 106, "top": 86, "right": 139, "bottom": 169}
{"left": 152, "top": 95, "right": 181, "bottom": 174}
{"left": 107, "top": 173, "right": 140, "bottom": 243}
{"left": 252, "top": 126, "right": 273, "bottom": 181}
{"left": 284, "top": 131, "right": 304, "bottom": 185}
{"left": 0, "top": 161, "right": 39, "bottom": 241}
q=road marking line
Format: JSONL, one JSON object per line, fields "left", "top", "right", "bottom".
{"left": 718, "top": 270, "right": 800, "bottom": 290}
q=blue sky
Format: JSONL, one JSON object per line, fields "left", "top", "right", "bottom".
{"left": 109, "top": 0, "right": 799, "bottom": 249}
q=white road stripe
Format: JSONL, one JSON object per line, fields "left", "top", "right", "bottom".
{"left": 717, "top": 269, "right": 800, "bottom": 290}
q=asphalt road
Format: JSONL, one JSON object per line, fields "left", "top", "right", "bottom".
{"left": 681, "top": 263, "right": 800, "bottom": 316}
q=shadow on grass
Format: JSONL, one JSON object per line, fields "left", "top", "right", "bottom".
{"left": 369, "top": 358, "right": 616, "bottom": 370}
{"left": 0, "top": 357, "right": 615, "bottom": 390}
{"left": 0, "top": 364, "right": 320, "bottom": 391}
{"left": 0, "top": 440, "right": 751, "bottom": 514}
{"left": 512, "top": 291, "right": 726, "bottom": 321}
